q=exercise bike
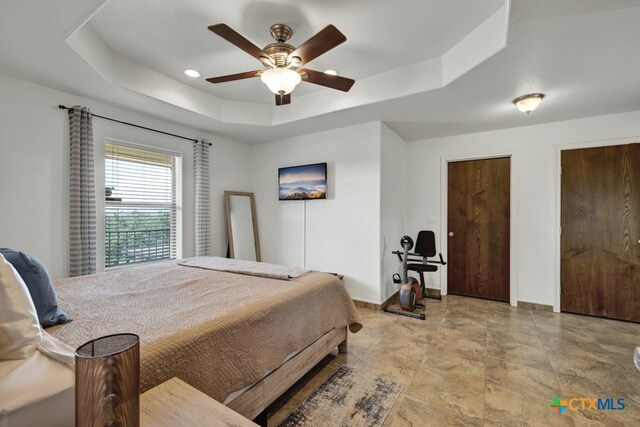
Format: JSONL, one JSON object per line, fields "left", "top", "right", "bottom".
{"left": 383, "top": 232, "right": 446, "bottom": 320}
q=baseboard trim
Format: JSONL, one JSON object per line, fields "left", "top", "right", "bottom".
{"left": 352, "top": 299, "right": 383, "bottom": 310}
{"left": 358, "top": 289, "right": 443, "bottom": 311}
{"left": 387, "top": 288, "right": 441, "bottom": 301}
{"left": 361, "top": 294, "right": 551, "bottom": 312}
{"left": 381, "top": 291, "right": 399, "bottom": 308}
{"left": 518, "top": 301, "right": 553, "bottom": 312}
{"left": 424, "top": 288, "right": 442, "bottom": 298}
{"left": 352, "top": 293, "right": 399, "bottom": 310}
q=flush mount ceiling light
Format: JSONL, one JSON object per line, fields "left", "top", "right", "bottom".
{"left": 260, "top": 67, "right": 302, "bottom": 95}
{"left": 184, "top": 69, "right": 201, "bottom": 78}
{"left": 513, "top": 93, "right": 545, "bottom": 114}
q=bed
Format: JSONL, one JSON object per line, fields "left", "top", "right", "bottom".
{"left": 41, "top": 257, "right": 362, "bottom": 421}
{"left": 0, "top": 348, "right": 74, "bottom": 427}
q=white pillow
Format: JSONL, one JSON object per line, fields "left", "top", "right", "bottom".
{"left": 0, "top": 253, "right": 42, "bottom": 359}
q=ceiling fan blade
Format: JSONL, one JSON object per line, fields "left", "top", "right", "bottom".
{"left": 208, "top": 24, "right": 272, "bottom": 65}
{"left": 299, "top": 69, "right": 355, "bottom": 92}
{"left": 288, "top": 25, "right": 346, "bottom": 66}
{"left": 275, "top": 93, "right": 291, "bottom": 106}
{"left": 206, "top": 70, "right": 262, "bottom": 84}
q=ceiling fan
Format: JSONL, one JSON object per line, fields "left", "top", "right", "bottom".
{"left": 206, "top": 23, "right": 355, "bottom": 106}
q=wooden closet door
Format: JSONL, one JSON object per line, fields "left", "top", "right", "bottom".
{"left": 447, "top": 157, "right": 510, "bottom": 302}
{"left": 561, "top": 144, "right": 640, "bottom": 321}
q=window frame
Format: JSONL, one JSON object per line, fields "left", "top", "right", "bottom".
{"left": 103, "top": 139, "right": 183, "bottom": 270}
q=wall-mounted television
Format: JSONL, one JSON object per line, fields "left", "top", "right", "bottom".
{"left": 278, "top": 162, "right": 327, "bottom": 201}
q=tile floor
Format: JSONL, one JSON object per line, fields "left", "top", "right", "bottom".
{"left": 268, "top": 295, "right": 640, "bottom": 426}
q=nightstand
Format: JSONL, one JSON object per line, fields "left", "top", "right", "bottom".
{"left": 141, "top": 377, "right": 259, "bottom": 427}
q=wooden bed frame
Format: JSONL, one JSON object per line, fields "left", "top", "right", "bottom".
{"left": 226, "top": 326, "right": 348, "bottom": 420}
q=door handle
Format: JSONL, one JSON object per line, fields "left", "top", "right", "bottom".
{"left": 449, "top": 232, "right": 454, "bottom": 237}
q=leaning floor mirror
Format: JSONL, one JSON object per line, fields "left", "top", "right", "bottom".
{"left": 224, "top": 191, "right": 261, "bottom": 261}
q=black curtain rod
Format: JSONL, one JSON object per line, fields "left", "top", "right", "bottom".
{"left": 58, "top": 105, "right": 211, "bottom": 146}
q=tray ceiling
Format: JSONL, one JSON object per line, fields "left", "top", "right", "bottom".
{"left": 0, "top": 0, "right": 639, "bottom": 143}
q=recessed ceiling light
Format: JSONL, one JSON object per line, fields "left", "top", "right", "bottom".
{"left": 513, "top": 93, "right": 545, "bottom": 114}
{"left": 184, "top": 69, "right": 201, "bottom": 78}
{"left": 324, "top": 69, "right": 338, "bottom": 76}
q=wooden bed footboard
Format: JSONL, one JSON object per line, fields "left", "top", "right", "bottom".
{"left": 226, "top": 326, "right": 348, "bottom": 420}
{"left": 338, "top": 333, "right": 348, "bottom": 354}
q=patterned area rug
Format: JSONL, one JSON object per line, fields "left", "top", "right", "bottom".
{"left": 277, "top": 365, "right": 404, "bottom": 427}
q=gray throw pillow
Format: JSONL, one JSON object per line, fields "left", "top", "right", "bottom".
{"left": 0, "top": 248, "right": 71, "bottom": 327}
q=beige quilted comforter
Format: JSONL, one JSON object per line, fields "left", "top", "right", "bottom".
{"left": 48, "top": 258, "right": 362, "bottom": 402}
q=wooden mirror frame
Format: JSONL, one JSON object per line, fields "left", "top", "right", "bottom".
{"left": 224, "top": 191, "right": 261, "bottom": 261}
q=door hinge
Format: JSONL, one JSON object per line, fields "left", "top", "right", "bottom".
{"left": 560, "top": 166, "right": 562, "bottom": 175}
{"left": 560, "top": 226, "right": 562, "bottom": 236}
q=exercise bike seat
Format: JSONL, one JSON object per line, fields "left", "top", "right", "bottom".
{"left": 407, "top": 263, "right": 438, "bottom": 273}
{"left": 407, "top": 230, "right": 446, "bottom": 285}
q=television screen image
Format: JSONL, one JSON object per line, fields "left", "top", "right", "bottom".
{"left": 278, "top": 163, "right": 327, "bottom": 200}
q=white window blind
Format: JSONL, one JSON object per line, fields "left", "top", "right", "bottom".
{"left": 105, "top": 143, "right": 181, "bottom": 268}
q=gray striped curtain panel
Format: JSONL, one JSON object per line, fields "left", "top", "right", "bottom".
{"left": 68, "top": 106, "right": 97, "bottom": 276}
{"left": 194, "top": 140, "right": 211, "bottom": 256}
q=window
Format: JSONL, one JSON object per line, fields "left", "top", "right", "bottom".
{"left": 105, "top": 142, "right": 182, "bottom": 268}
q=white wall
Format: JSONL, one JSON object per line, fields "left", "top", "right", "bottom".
{"left": 250, "top": 122, "right": 382, "bottom": 303}
{"left": 0, "top": 73, "right": 251, "bottom": 279}
{"left": 5, "top": 72, "right": 640, "bottom": 309}
{"left": 406, "top": 110, "right": 640, "bottom": 307}
{"left": 380, "top": 123, "right": 407, "bottom": 301}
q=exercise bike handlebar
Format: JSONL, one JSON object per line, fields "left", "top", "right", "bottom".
{"left": 391, "top": 251, "right": 447, "bottom": 265}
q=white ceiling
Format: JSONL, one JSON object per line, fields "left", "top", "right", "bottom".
{"left": 0, "top": 0, "right": 639, "bottom": 143}
{"left": 88, "top": 0, "right": 504, "bottom": 103}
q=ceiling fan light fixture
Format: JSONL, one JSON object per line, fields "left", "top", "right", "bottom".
{"left": 324, "top": 69, "right": 338, "bottom": 76}
{"left": 513, "top": 93, "right": 545, "bottom": 114}
{"left": 261, "top": 67, "right": 301, "bottom": 95}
